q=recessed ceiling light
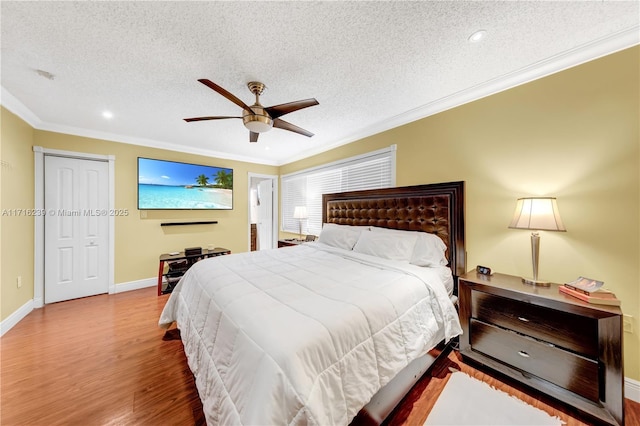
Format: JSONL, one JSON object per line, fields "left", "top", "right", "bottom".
{"left": 264, "top": 146, "right": 270, "bottom": 151}
{"left": 102, "top": 110, "right": 113, "bottom": 119}
{"left": 468, "top": 30, "right": 487, "bottom": 43}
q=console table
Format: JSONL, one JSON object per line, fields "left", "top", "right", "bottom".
{"left": 157, "top": 247, "right": 230, "bottom": 295}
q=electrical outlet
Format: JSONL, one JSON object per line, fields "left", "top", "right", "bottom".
{"left": 623, "top": 315, "right": 633, "bottom": 334}
{"left": 17, "top": 276, "right": 22, "bottom": 288}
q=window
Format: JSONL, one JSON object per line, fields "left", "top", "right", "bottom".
{"left": 281, "top": 145, "right": 396, "bottom": 236}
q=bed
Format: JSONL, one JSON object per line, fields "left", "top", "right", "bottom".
{"left": 159, "top": 181, "right": 466, "bottom": 425}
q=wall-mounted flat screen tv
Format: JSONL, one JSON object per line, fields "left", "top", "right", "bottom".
{"left": 137, "top": 157, "right": 233, "bottom": 210}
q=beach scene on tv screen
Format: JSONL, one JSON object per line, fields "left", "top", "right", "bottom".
{"left": 138, "top": 158, "right": 233, "bottom": 209}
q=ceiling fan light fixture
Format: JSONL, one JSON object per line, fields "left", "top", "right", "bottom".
{"left": 243, "top": 105, "right": 273, "bottom": 133}
{"left": 243, "top": 112, "right": 273, "bottom": 133}
{"left": 185, "top": 79, "right": 317, "bottom": 141}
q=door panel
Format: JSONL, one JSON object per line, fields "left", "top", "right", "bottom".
{"left": 59, "top": 247, "right": 73, "bottom": 283}
{"left": 58, "top": 167, "right": 74, "bottom": 238}
{"left": 85, "top": 169, "right": 100, "bottom": 237}
{"left": 86, "top": 245, "right": 99, "bottom": 279}
{"left": 45, "top": 156, "right": 109, "bottom": 303}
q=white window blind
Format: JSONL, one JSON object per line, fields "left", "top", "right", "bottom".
{"left": 282, "top": 145, "right": 396, "bottom": 236}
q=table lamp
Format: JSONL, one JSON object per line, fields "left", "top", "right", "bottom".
{"left": 509, "top": 197, "right": 566, "bottom": 286}
{"left": 293, "top": 206, "right": 308, "bottom": 240}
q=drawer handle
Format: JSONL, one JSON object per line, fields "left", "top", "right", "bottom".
{"left": 518, "top": 351, "right": 530, "bottom": 358}
{"left": 518, "top": 317, "right": 530, "bottom": 322}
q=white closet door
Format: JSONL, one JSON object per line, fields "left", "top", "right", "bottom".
{"left": 44, "top": 155, "right": 109, "bottom": 303}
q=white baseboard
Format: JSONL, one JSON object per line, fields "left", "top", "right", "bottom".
{"left": 113, "top": 277, "right": 156, "bottom": 293}
{"left": 626, "top": 377, "right": 640, "bottom": 403}
{"left": 1, "top": 299, "right": 34, "bottom": 337}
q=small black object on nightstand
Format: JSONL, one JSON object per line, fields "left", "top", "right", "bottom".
{"left": 476, "top": 265, "right": 492, "bottom": 275}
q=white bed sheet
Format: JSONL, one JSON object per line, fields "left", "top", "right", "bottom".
{"left": 159, "top": 242, "right": 462, "bottom": 425}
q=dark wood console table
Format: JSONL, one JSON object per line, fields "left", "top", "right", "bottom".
{"left": 157, "top": 247, "right": 230, "bottom": 295}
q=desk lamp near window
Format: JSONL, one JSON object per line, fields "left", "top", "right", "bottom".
{"left": 293, "top": 206, "right": 308, "bottom": 240}
{"left": 509, "top": 197, "right": 566, "bottom": 286}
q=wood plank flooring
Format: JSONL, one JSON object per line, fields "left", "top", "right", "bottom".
{"left": 1, "top": 287, "right": 638, "bottom": 425}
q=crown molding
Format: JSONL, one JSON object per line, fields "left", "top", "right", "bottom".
{"left": 3, "top": 25, "right": 638, "bottom": 167}
{"left": 279, "top": 25, "right": 640, "bottom": 165}
{"left": 1, "top": 87, "right": 41, "bottom": 127}
{"left": 0, "top": 87, "right": 279, "bottom": 166}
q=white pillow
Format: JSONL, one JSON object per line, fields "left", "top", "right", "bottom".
{"left": 353, "top": 229, "right": 417, "bottom": 262}
{"left": 317, "top": 223, "right": 364, "bottom": 250}
{"left": 370, "top": 227, "right": 447, "bottom": 267}
{"left": 411, "top": 232, "right": 448, "bottom": 267}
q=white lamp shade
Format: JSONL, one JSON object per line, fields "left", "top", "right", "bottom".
{"left": 293, "top": 206, "right": 308, "bottom": 219}
{"left": 509, "top": 197, "right": 566, "bottom": 231}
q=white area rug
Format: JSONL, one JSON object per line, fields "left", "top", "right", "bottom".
{"left": 424, "top": 372, "right": 563, "bottom": 425}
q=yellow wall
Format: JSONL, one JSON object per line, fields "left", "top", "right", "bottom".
{"left": 281, "top": 46, "right": 640, "bottom": 380}
{"left": 1, "top": 109, "right": 35, "bottom": 320}
{"left": 1, "top": 108, "right": 277, "bottom": 319}
{"left": 2, "top": 46, "right": 638, "bottom": 380}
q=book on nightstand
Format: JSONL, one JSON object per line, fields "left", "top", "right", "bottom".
{"left": 564, "top": 276, "right": 604, "bottom": 294}
{"left": 559, "top": 284, "right": 621, "bottom": 306}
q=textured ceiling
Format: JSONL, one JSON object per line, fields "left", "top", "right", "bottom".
{"left": 1, "top": 1, "right": 638, "bottom": 166}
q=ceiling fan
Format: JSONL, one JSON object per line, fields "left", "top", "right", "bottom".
{"left": 184, "top": 79, "right": 319, "bottom": 143}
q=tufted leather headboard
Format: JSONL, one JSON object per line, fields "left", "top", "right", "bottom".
{"left": 322, "top": 181, "right": 466, "bottom": 280}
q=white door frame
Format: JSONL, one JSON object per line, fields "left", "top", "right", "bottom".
{"left": 247, "top": 173, "right": 278, "bottom": 250}
{"left": 33, "top": 146, "right": 115, "bottom": 308}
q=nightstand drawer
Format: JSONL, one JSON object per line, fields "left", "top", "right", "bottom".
{"left": 471, "top": 319, "right": 600, "bottom": 402}
{"left": 471, "top": 290, "right": 598, "bottom": 358}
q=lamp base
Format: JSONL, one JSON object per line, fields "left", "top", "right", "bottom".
{"left": 521, "top": 277, "right": 551, "bottom": 287}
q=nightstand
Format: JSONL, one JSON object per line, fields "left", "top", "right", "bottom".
{"left": 458, "top": 271, "right": 623, "bottom": 426}
{"left": 277, "top": 239, "right": 303, "bottom": 248}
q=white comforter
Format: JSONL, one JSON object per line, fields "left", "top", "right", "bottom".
{"left": 159, "top": 242, "right": 462, "bottom": 426}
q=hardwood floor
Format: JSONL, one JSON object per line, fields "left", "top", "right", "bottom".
{"left": 1, "top": 287, "right": 638, "bottom": 425}
{"left": 1, "top": 288, "right": 204, "bottom": 425}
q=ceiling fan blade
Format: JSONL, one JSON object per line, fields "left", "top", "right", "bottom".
{"left": 197, "top": 79, "right": 254, "bottom": 115}
{"left": 250, "top": 132, "right": 259, "bottom": 143}
{"left": 265, "top": 99, "right": 319, "bottom": 119}
{"left": 184, "top": 116, "right": 241, "bottom": 122}
{"left": 273, "top": 118, "right": 314, "bottom": 137}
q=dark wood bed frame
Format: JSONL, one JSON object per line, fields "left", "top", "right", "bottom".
{"left": 322, "top": 181, "right": 466, "bottom": 425}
